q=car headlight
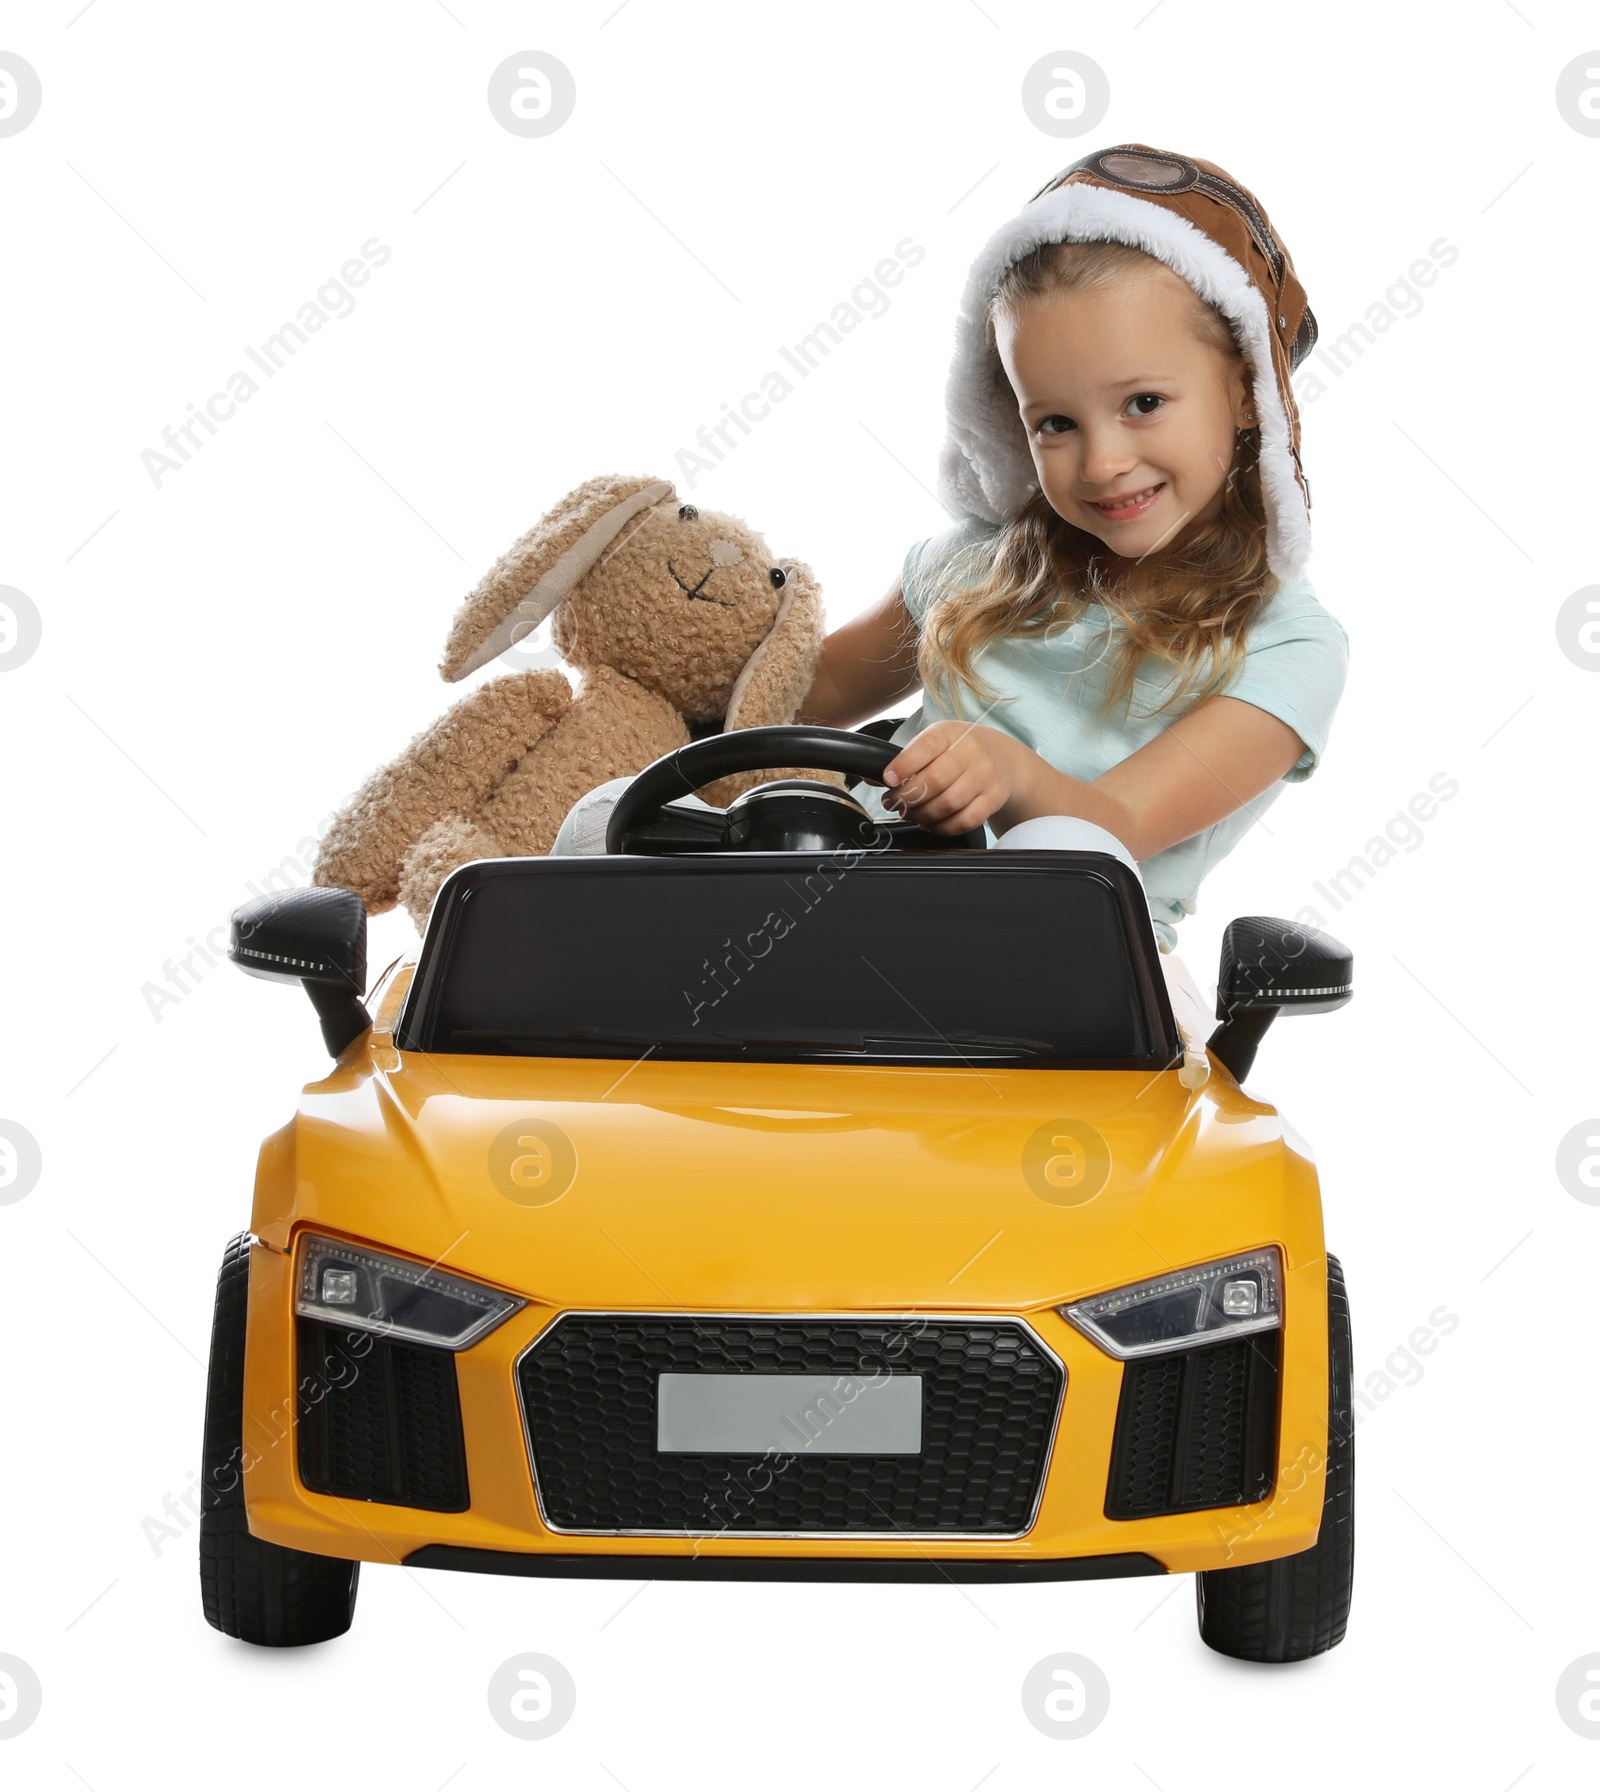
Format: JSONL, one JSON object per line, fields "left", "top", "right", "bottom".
{"left": 295, "top": 1233, "right": 525, "bottom": 1350}
{"left": 1059, "top": 1246, "right": 1282, "bottom": 1359}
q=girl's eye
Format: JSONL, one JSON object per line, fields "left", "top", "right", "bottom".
{"left": 1036, "top": 395, "right": 1164, "bottom": 438}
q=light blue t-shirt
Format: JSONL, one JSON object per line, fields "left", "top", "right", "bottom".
{"left": 853, "top": 518, "right": 1350, "bottom": 949}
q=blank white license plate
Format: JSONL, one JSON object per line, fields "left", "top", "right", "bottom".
{"left": 656, "top": 1371, "right": 923, "bottom": 1455}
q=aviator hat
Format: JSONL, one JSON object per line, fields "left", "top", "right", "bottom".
{"left": 939, "top": 143, "right": 1319, "bottom": 580}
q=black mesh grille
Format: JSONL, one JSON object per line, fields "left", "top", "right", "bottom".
{"left": 296, "top": 1320, "right": 469, "bottom": 1512}
{"left": 518, "top": 1316, "right": 1064, "bottom": 1535}
{"left": 1105, "top": 1332, "right": 1278, "bottom": 1520}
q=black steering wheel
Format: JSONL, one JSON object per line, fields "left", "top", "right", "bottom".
{"left": 604, "top": 725, "right": 988, "bottom": 855}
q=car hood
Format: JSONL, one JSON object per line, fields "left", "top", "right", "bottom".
{"left": 251, "top": 1044, "right": 1319, "bottom": 1313}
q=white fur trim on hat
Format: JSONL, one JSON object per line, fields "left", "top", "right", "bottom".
{"left": 937, "top": 181, "right": 1311, "bottom": 580}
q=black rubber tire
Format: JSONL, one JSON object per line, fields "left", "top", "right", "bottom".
{"left": 199, "top": 1232, "right": 360, "bottom": 1646}
{"left": 1195, "top": 1253, "right": 1354, "bottom": 1662}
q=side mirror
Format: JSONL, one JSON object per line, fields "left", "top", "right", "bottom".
{"left": 229, "top": 888, "right": 371, "bottom": 1057}
{"left": 1207, "top": 915, "right": 1352, "bottom": 1083}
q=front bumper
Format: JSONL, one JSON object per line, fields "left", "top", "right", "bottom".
{"left": 241, "top": 1239, "right": 1330, "bottom": 1577}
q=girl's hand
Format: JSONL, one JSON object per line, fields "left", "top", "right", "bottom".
{"left": 882, "top": 722, "right": 1034, "bottom": 835}
{"left": 879, "top": 696, "right": 1309, "bottom": 858}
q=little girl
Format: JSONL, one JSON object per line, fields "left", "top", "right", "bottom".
{"left": 553, "top": 145, "right": 1347, "bottom": 1079}
{"left": 799, "top": 144, "right": 1348, "bottom": 1073}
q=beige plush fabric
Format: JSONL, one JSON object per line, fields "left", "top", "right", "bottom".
{"left": 440, "top": 475, "right": 674, "bottom": 683}
{"left": 313, "top": 475, "right": 844, "bottom": 930}
{"left": 697, "top": 562, "right": 833, "bottom": 809}
{"left": 313, "top": 670, "right": 572, "bottom": 914}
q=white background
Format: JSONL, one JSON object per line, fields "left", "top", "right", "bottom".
{"left": 2, "top": 0, "right": 1596, "bottom": 1784}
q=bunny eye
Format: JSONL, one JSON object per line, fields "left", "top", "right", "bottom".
{"left": 770, "top": 566, "right": 787, "bottom": 588}
{"left": 678, "top": 504, "right": 698, "bottom": 521}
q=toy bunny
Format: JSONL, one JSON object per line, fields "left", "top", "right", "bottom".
{"left": 313, "top": 474, "right": 841, "bottom": 928}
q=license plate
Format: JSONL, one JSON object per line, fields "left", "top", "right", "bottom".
{"left": 657, "top": 1371, "right": 923, "bottom": 1455}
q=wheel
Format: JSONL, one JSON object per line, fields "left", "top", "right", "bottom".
{"left": 1195, "top": 1253, "right": 1354, "bottom": 1662}
{"left": 603, "top": 723, "right": 988, "bottom": 854}
{"left": 199, "top": 1231, "right": 360, "bottom": 1646}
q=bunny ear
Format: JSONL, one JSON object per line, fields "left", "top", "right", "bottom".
{"left": 722, "top": 558, "right": 826, "bottom": 731}
{"left": 440, "top": 475, "right": 675, "bottom": 682}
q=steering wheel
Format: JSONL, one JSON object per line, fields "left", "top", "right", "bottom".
{"left": 604, "top": 725, "right": 988, "bottom": 855}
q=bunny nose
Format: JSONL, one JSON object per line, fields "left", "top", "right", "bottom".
{"left": 707, "top": 538, "right": 743, "bottom": 567}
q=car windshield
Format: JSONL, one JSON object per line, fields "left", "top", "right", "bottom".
{"left": 396, "top": 855, "right": 1178, "bottom": 1069}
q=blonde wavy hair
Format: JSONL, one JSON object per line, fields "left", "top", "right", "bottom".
{"left": 918, "top": 238, "right": 1280, "bottom": 722}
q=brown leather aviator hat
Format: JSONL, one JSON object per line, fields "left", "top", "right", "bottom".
{"left": 939, "top": 143, "right": 1319, "bottom": 580}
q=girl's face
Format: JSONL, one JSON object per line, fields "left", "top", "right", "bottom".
{"left": 996, "top": 263, "right": 1254, "bottom": 561}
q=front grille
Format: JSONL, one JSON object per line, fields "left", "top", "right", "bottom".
{"left": 296, "top": 1319, "right": 470, "bottom": 1512}
{"left": 1105, "top": 1332, "right": 1279, "bottom": 1519}
{"left": 517, "top": 1315, "right": 1064, "bottom": 1535}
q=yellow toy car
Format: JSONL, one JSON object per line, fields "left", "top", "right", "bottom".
{"left": 201, "top": 724, "right": 1354, "bottom": 1661}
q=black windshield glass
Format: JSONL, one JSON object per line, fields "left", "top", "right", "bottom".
{"left": 397, "top": 855, "right": 1177, "bottom": 1069}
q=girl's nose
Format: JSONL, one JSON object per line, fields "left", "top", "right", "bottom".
{"left": 1078, "top": 428, "right": 1138, "bottom": 486}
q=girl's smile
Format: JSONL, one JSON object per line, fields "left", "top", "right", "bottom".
{"left": 1085, "top": 481, "right": 1167, "bottom": 520}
